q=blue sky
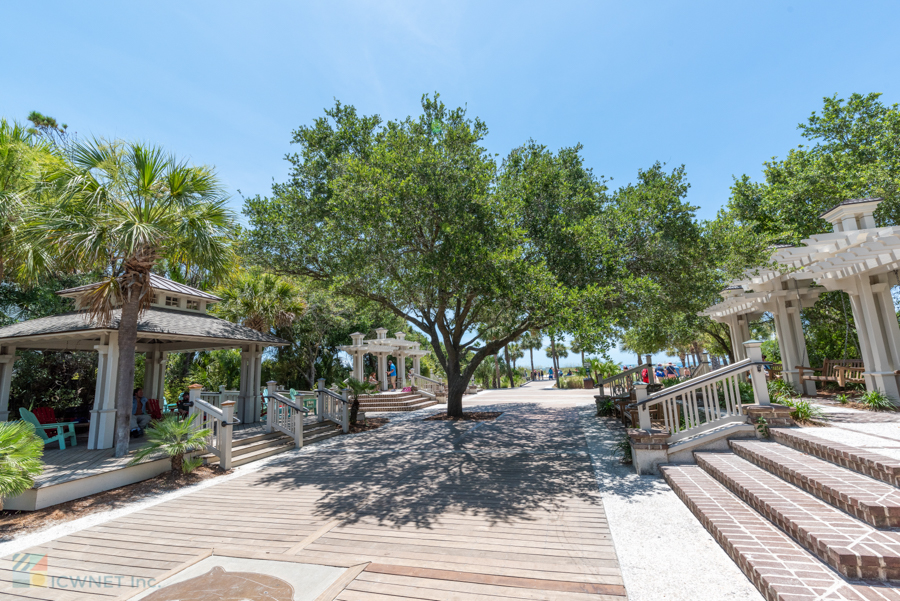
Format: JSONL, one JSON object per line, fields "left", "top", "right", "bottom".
{"left": 3, "top": 1, "right": 898, "bottom": 366}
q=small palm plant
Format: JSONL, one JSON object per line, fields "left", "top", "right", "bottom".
{"left": 859, "top": 390, "right": 896, "bottom": 411}
{"left": 130, "top": 415, "right": 210, "bottom": 475}
{"left": 0, "top": 421, "right": 44, "bottom": 510}
{"left": 345, "top": 377, "right": 376, "bottom": 426}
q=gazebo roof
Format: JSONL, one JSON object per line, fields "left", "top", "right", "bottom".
{"left": 57, "top": 273, "right": 222, "bottom": 303}
{"left": 0, "top": 307, "right": 286, "bottom": 351}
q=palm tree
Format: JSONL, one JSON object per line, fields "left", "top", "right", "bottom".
{"left": 519, "top": 331, "right": 542, "bottom": 376}
{"left": 130, "top": 414, "right": 210, "bottom": 474}
{"left": 345, "top": 377, "right": 377, "bottom": 425}
{"left": 214, "top": 270, "right": 306, "bottom": 334}
{"left": 0, "top": 421, "right": 44, "bottom": 510}
{"left": 34, "top": 139, "right": 237, "bottom": 457}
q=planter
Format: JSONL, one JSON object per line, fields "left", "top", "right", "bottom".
{"left": 583, "top": 377, "right": 594, "bottom": 389}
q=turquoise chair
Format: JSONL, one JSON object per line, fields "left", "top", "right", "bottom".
{"left": 19, "top": 407, "right": 77, "bottom": 450}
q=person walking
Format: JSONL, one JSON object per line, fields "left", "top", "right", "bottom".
{"left": 387, "top": 360, "right": 397, "bottom": 390}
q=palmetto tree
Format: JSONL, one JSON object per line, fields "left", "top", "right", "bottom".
{"left": 519, "top": 331, "right": 542, "bottom": 375}
{"left": 130, "top": 414, "right": 210, "bottom": 474}
{"left": 0, "top": 421, "right": 44, "bottom": 510}
{"left": 34, "top": 139, "right": 236, "bottom": 457}
{"left": 214, "top": 270, "right": 306, "bottom": 334}
{"left": 345, "top": 377, "right": 376, "bottom": 426}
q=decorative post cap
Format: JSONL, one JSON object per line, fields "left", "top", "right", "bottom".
{"left": 743, "top": 340, "right": 764, "bottom": 362}
{"left": 188, "top": 383, "right": 203, "bottom": 389}
{"left": 267, "top": 380, "right": 277, "bottom": 385}
{"left": 633, "top": 382, "right": 648, "bottom": 388}
{"left": 395, "top": 332, "right": 406, "bottom": 340}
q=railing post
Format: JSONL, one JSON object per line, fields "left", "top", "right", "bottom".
{"left": 188, "top": 383, "right": 202, "bottom": 421}
{"left": 293, "top": 405, "right": 303, "bottom": 448}
{"left": 317, "top": 378, "right": 326, "bottom": 423}
{"left": 218, "top": 385, "right": 226, "bottom": 408}
{"left": 645, "top": 355, "right": 654, "bottom": 384}
{"left": 266, "top": 381, "right": 277, "bottom": 432}
{"left": 634, "top": 383, "right": 652, "bottom": 430}
{"left": 744, "top": 341, "right": 771, "bottom": 406}
{"left": 219, "top": 400, "right": 234, "bottom": 470}
{"left": 341, "top": 388, "right": 350, "bottom": 433}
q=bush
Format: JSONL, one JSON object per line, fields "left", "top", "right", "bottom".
{"left": 557, "top": 375, "right": 584, "bottom": 389}
{"left": 596, "top": 398, "right": 616, "bottom": 417}
{"left": 835, "top": 393, "right": 850, "bottom": 405}
{"left": 0, "top": 421, "right": 44, "bottom": 509}
{"left": 130, "top": 415, "right": 211, "bottom": 474}
{"left": 661, "top": 377, "right": 682, "bottom": 388}
{"left": 779, "top": 397, "right": 826, "bottom": 422}
{"left": 859, "top": 390, "right": 896, "bottom": 411}
{"left": 615, "top": 435, "right": 632, "bottom": 464}
{"left": 738, "top": 381, "right": 754, "bottom": 403}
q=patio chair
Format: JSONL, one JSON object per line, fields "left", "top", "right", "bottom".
{"left": 31, "top": 406, "right": 58, "bottom": 424}
{"left": 146, "top": 399, "right": 164, "bottom": 420}
{"left": 19, "top": 407, "right": 77, "bottom": 450}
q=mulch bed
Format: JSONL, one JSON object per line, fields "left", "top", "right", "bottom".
{"left": 424, "top": 411, "right": 503, "bottom": 421}
{"left": 347, "top": 417, "right": 389, "bottom": 433}
{"left": 0, "top": 465, "right": 222, "bottom": 541}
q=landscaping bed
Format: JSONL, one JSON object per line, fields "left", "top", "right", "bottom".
{"left": 0, "top": 465, "right": 222, "bottom": 541}
{"left": 348, "top": 417, "right": 389, "bottom": 433}
{"left": 424, "top": 411, "right": 502, "bottom": 421}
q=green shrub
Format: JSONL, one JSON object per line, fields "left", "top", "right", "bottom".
{"left": 0, "top": 421, "right": 44, "bottom": 509}
{"left": 596, "top": 398, "right": 616, "bottom": 417}
{"left": 859, "top": 390, "right": 896, "bottom": 411}
{"left": 738, "top": 381, "right": 754, "bottom": 403}
{"left": 130, "top": 414, "right": 211, "bottom": 474}
{"left": 557, "top": 375, "right": 584, "bottom": 389}
{"left": 835, "top": 393, "right": 850, "bottom": 405}
{"left": 779, "top": 397, "right": 826, "bottom": 422}
{"left": 615, "top": 435, "right": 632, "bottom": 464}
{"left": 755, "top": 416, "right": 769, "bottom": 438}
{"left": 661, "top": 377, "right": 682, "bottom": 388}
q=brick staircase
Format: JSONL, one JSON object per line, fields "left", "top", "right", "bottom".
{"left": 205, "top": 420, "right": 343, "bottom": 468}
{"left": 661, "top": 428, "right": 900, "bottom": 600}
{"left": 356, "top": 390, "right": 438, "bottom": 412}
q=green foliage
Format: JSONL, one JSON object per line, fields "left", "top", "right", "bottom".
{"left": 835, "top": 393, "right": 851, "bottom": 405}
{"left": 181, "top": 456, "right": 204, "bottom": 475}
{"left": 755, "top": 416, "right": 769, "bottom": 438}
{"left": 778, "top": 397, "right": 826, "bottom": 422}
{"left": 595, "top": 398, "right": 616, "bottom": 417}
{"left": 0, "top": 421, "right": 44, "bottom": 505}
{"left": 130, "top": 414, "right": 211, "bottom": 474}
{"left": 346, "top": 377, "right": 377, "bottom": 425}
{"left": 768, "top": 379, "right": 797, "bottom": 404}
{"left": 213, "top": 270, "right": 306, "bottom": 334}
{"left": 557, "top": 375, "right": 583, "bottom": 389}
{"left": 738, "top": 381, "right": 754, "bottom": 403}
{"left": 661, "top": 377, "right": 682, "bottom": 388}
{"left": 615, "top": 435, "right": 632, "bottom": 464}
{"left": 859, "top": 390, "right": 896, "bottom": 411}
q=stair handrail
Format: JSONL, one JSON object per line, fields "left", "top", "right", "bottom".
{"left": 317, "top": 379, "right": 349, "bottom": 433}
{"left": 188, "top": 387, "right": 234, "bottom": 470}
{"left": 632, "top": 352, "right": 770, "bottom": 444}
{"left": 410, "top": 372, "right": 443, "bottom": 399}
{"left": 411, "top": 372, "right": 442, "bottom": 385}
{"left": 599, "top": 363, "right": 651, "bottom": 395}
{"left": 265, "top": 382, "right": 310, "bottom": 448}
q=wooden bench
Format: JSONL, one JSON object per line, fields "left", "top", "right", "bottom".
{"left": 766, "top": 363, "right": 782, "bottom": 381}
{"left": 798, "top": 359, "right": 865, "bottom": 388}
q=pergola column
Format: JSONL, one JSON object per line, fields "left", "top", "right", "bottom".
{"left": 89, "top": 333, "right": 118, "bottom": 450}
{"left": 770, "top": 295, "right": 816, "bottom": 396}
{"left": 413, "top": 356, "right": 421, "bottom": 375}
{"left": 396, "top": 351, "right": 406, "bottom": 388}
{"left": 239, "top": 344, "right": 263, "bottom": 424}
{"left": 0, "top": 346, "right": 17, "bottom": 422}
{"left": 848, "top": 274, "right": 900, "bottom": 399}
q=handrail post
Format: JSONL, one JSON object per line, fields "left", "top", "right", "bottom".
{"left": 188, "top": 383, "right": 202, "bottom": 422}
{"left": 293, "top": 404, "right": 303, "bottom": 448}
{"left": 317, "top": 379, "right": 326, "bottom": 423}
{"left": 341, "top": 388, "right": 350, "bottom": 433}
{"left": 220, "top": 400, "right": 234, "bottom": 470}
{"left": 645, "top": 355, "right": 654, "bottom": 384}
{"left": 744, "top": 341, "right": 771, "bottom": 406}
{"left": 266, "top": 381, "right": 277, "bottom": 432}
{"left": 634, "top": 383, "right": 651, "bottom": 430}
{"left": 218, "top": 384, "right": 226, "bottom": 407}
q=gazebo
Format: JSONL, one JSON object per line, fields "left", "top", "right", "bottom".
{"left": 339, "top": 329, "right": 430, "bottom": 391}
{"left": 703, "top": 197, "right": 900, "bottom": 400}
{"left": 0, "top": 274, "right": 287, "bottom": 449}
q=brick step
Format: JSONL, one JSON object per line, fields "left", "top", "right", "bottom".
{"left": 695, "top": 452, "right": 900, "bottom": 581}
{"left": 772, "top": 428, "right": 900, "bottom": 488}
{"left": 731, "top": 439, "right": 900, "bottom": 528}
{"left": 662, "top": 465, "right": 900, "bottom": 601}
{"left": 359, "top": 401, "right": 437, "bottom": 412}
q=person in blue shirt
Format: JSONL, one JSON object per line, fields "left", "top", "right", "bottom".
{"left": 654, "top": 364, "right": 666, "bottom": 380}
{"left": 387, "top": 360, "right": 397, "bottom": 390}
{"left": 132, "top": 388, "right": 152, "bottom": 431}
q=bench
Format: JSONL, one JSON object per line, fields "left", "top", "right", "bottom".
{"left": 765, "top": 363, "right": 782, "bottom": 381}
{"left": 798, "top": 359, "right": 865, "bottom": 388}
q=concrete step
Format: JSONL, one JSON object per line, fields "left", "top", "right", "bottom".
{"left": 731, "top": 439, "right": 900, "bottom": 528}
{"left": 695, "top": 451, "right": 900, "bottom": 581}
{"left": 772, "top": 428, "right": 900, "bottom": 487}
{"left": 661, "top": 464, "right": 900, "bottom": 601}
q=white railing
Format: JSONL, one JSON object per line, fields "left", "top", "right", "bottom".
{"left": 686, "top": 362, "right": 711, "bottom": 379}
{"left": 265, "top": 382, "right": 308, "bottom": 448}
{"left": 600, "top": 363, "right": 651, "bottom": 395}
{"left": 317, "top": 379, "right": 349, "bottom": 433}
{"left": 187, "top": 387, "right": 234, "bottom": 470}
{"left": 633, "top": 355, "right": 770, "bottom": 443}
{"left": 199, "top": 385, "right": 240, "bottom": 409}
{"left": 410, "top": 373, "right": 444, "bottom": 399}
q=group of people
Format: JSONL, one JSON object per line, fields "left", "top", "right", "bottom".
{"left": 130, "top": 387, "right": 193, "bottom": 437}
{"left": 367, "top": 359, "right": 409, "bottom": 390}
{"left": 639, "top": 362, "right": 687, "bottom": 383}
{"left": 529, "top": 367, "right": 575, "bottom": 380}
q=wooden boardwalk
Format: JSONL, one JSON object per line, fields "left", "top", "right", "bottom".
{"left": 1, "top": 397, "right": 626, "bottom": 600}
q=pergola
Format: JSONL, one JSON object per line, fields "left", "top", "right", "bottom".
{"left": 0, "top": 275, "right": 286, "bottom": 449}
{"left": 703, "top": 198, "right": 900, "bottom": 399}
{"left": 339, "top": 329, "right": 430, "bottom": 390}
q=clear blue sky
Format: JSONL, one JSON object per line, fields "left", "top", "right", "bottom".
{"left": 3, "top": 1, "right": 898, "bottom": 366}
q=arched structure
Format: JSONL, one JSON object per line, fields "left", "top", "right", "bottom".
{"left": 339, "top": 329, "right": 431, "bottom": 391}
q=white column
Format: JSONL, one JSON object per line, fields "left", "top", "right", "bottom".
{"left": 397, "top": 351, "right": 406, "bottom": 388}
{"left": 251, "top": 345, "right": 263, "bottom": 423}
{"left": 0, "top": 346, "right": 17, "bottom": 422}
{"left": 378, "top": 353, "right": 387, "bottom": 391}
{"left": 156, "top": 352, "right": 168, "bottom": 403}
{"left": 238, "top": 346, "right": 253, "bottom": 425}
{"left": 770, "top": 295, "right": 816, "bottom": 396}
{"left": 853, "top": 275, "right": 900, "bottom": 399}
{"left": 89, "top": 333, "right": 119, "bottom": 449}
{"left": 413, "top": 356, "right": 421, "bottom": 375}
{"left": 144, "top": 351, "right": 157, "bottom": 400}
{"left": 355, "top": 350, "right": 364, "bottom": 380}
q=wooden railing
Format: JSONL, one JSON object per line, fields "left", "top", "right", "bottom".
{"left": 317, "top": 379, "right": 349, "bottom": 433}
{"left": 265, "top": 382, "right": 308, "bottom": 448}
{"left": 634, "top": 357, "right": 769, "bottom": 443}
{"left": 600, "top": 363, "right": 651, "bottom": 395}
{"left": 187, "top": 388, "right": 234, "bottom": 470}
{"left": 410, "top": 373, "right": 444, "bottom": 399}
{"left": 199, "top": 386, "right": 240, "bottom": 408}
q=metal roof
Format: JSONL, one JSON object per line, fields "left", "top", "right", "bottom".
{"left": 57, "top": 274, "right": 221, "bottom": 302}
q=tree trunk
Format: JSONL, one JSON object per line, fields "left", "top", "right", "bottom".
{"left": 494, "top": 355, "right": 500, "bottom": 389}
{"left": 171, "top": 452, "right": 183, "bottom": 473}
{"left": 114, "top": 293, "right": 142, "bottom": 458}
{"left": 529, "top": 348, "right": 534, "bottom": 374}
{"left": 445, "top": 371, "right": 468, "bottom": 418}
{"left": 550, "top": 333, "right": 560, "bottom": 386}
{"left": 504, "top": 345, "right": 514, "bottom": 388}
{"left": 350, "top": 397, "right": 360, "bottom": 425}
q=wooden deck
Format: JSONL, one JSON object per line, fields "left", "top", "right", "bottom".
{"left": 1, "top": 400, "right": 626, "bottom": 600}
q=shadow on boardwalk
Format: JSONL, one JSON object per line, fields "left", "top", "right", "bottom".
{"left": 253, "top": 404, "right": 605, "bottom": 529}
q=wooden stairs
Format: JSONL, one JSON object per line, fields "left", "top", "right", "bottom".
{"left": 205, "top": 420, "right": 343, "bottom": 468}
